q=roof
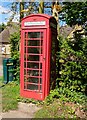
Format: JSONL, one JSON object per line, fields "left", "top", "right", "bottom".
{"left": 60, "top": 25, "right": 74, "bottom": 38}
{"left": 0, "top": 22, "right": 19, "bottom": 44}
{"left": 21, "top": 14, "right": 53, "bottom": 21}
{"left": 0, "top": 28, "right": 10, "bottom": 43}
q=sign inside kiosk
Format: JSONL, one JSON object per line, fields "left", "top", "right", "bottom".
{"left": 24, "top": 21, "right": 46, "bottom": 26}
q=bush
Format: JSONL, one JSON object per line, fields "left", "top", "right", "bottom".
{"left": 57, "top": 35, "right": 87, "bottom": 94}
{"left": 10, "top": 31, "right": 20, "bottom": 81}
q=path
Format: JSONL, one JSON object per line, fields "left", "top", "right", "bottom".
{"left": 1, "top": 102, "right": 41, "bottom": 119}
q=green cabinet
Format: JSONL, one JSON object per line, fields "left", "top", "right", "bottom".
{"left": 3, "top": 58, "right": 16, "bottom": 83}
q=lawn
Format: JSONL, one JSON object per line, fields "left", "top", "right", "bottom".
{"left": 35, "top": 99, "right": 77, "bottom": 119}
{"left": 0, "top": 77, "right": 87, "bottom": 119}
{"left": 0, "top": 76, "right": 3, "bottom": 86}
{"left": 35, "top": 99, "right": 87, "bottom": 119}
{"left": 0, "top": 77, "right": 20, "bottom": 112}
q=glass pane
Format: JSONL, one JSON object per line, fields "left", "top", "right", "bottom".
{"left": 24, "top": 83, "right": 27, "bottom": 89}
{"left": 24, "top": 41, "right": 26, "bottom": 46}
{"left": 24, "top": 77, "right": 39, "bottom": 83}
{"left": 40, "top": 63, "right": 42, "bottom": 69}
{"left": 24, "top": 47, "right": 26, "bottom": 53}
{"left": 24, "top": 62, "right": 26, "bottom": 68}
{"left": 28, "top": 48, "right": 40, "bottom": 54}
{"left": 27, "top": 55, "right": 39, "bottom": 61}
{"left": 40, "top": 85, "right": 42, "bottom": 91}
{"left": 41, "top": 32, "right": 43, "bottom": 38}
{"left": 24, "top": 77, "right": 27, "bottom": 82}
{"left": 28, "top": 32, "right": 40, "bottom": 38}
{"left": 27, "top": 70, "right": 39, "bottom": 76}
{"left": 24, "top": 54, "right": 26, "bottom": 60}
{"left": 27, "top": 62, "right": 39, "bottom": 69}
{"left": 27, "top": 40, "right": 40, "bottom": 46}
{"left": 24, "top": 69, "right": 26, "bottom": 75}
{"left": 40, "top": 78, "right": 42, "bottom": 84}
{"left": 40, "top": 71, "right": 42, "bottom": 76}
{"left": 27, "top": 84, "right": 38, "bottom": 90}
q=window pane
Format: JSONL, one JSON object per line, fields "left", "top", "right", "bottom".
{"left": 40, "top": 78, "right": 42, "bottom": 84}
{"left": 27, "top": 70, "right": 39, "bottom": 76}
{"left": 27, "top": 77, "right": 39, "bottom": 83}
{"left": 27, "top": 62, "right": 39, "bottom": 69}
{"left": 40, "top": 63, "right": 42, "bottom": 69}
{"left": 28, "top": 48, "right": 40, "bottom": 54}
{"left": 27, "top": 40, "right": 40, "bottom": 46}
{"left": 24, "top": 69, "right": 26, "bottom": 75}
{"left": 27, "top": 84, "right": 38, "bottom": 90}
{"left": 27, "top": 55, "right": 39, "bottom": 61}
{"left": 24, "top": 47, "right": 26, "bottom": 53}
{"left": 40, "top": 85, "right": 42, "bottom": 91}
{"left": 28, "top": 32, "right": 40, "bottom": 38}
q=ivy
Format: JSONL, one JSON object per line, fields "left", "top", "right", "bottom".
{"left": 10, "top": 31, "right": 20, "bottom": 81}
{"left": 57, "top": 35, "right": 87, "bottom": 95}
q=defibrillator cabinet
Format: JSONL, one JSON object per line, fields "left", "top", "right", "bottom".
{"left": 20, "top": 14, "right": 58, "bottom": 100}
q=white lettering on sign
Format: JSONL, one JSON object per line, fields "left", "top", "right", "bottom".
{"left": 24, "top": 21, "right": 46, "bottom": 26}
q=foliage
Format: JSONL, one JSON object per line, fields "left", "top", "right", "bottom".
{"left": 17, "top": 97, "right": 41, "bottom": 105}
{"left": 35, "top": 99, "right": 86, "bottom": 119}
{"left": 61, "top": 2, "right": 87, "bottom": 26}
{"left": 45, "top": 88, "right": 87, "bottom": 106}
{"left": 0, "top": 23, "right": 6, "bottom": 32}
{"left": 56, "top": 35, "right": 87, "bottom": 94}
{"left": 42, "top": 34, "right": 87, "bottom": 113}
{"left": 10, "top": 31, "right": 20, "bottom": 81}
{"left": 7, "top": 2, "right": 19, "bottom": 24}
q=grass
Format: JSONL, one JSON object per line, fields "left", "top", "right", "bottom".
{"left": 0, "top": 76, "right": 87, "bottom": 119}
{"left": 0, "top": 77, "right": 3, "bottom": 112}
{"left": 0, "top": 76, "right": 3, "bottom": 86}
{"left": 0, "top": 77, "right": 38, "bottom": 112}
{"left": 35, "top": 99, "right": 87, "bottom": 119}
{"left": 0, "top": 77, "right": 20, "bottom": 112}
{"left": 35, "top": 99, "right": 77, "bottom": 119}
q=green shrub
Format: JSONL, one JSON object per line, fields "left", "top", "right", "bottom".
{"left": 44, "top": 34, "right": 87, "bottom": 105}
{"left": 10, "top": 31, "right": 20, "bottom": 81}
{"left": 57, "top": 35, "right": 87, "bottom": 94}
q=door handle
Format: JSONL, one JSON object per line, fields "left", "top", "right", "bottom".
{"left": 43, "top": 58, "right": 46, "bottom": 60}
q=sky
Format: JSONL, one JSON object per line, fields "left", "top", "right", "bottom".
{"left": 0, "top": 1, "right": 66, "bottom": 26}
{"left": 0, "top": 1, "right": 20, "bottom": 25}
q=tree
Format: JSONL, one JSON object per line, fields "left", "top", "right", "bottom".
{"left": 20, "top": 2, "right": 24, "bottom": 20}
{"left": 0, "top": 23, "right": 6, "bottom": 32}
{"left": 61, "top": 2, "right": 87, "bottom": 26}
{"left": 57, "top": 2, "right": 87, "bottom": 95}
{"left": 52, "top": 1, "right": 62, "bottom": 34}
{"left": 10, "top": 31, "right": 20, "bottom": 81}
{"left": 7, "top": 2, "right": 19, "bottom": 25}
{"left": 38, "top": 1, "right": 44, "bottom": 13}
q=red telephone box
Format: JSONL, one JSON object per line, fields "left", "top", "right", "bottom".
{"left": 20, "top": 14, "right": 57, "bottom": 100}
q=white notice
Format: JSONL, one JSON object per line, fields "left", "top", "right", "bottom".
{"left": 24, "top": 21, "right": 46, "bottom": 26}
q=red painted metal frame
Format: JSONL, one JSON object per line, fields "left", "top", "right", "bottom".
{"left": 20, "top": 14, "right": 57, "bottom": 100}
{"left": 20, "top": 29, "right": 47, "bottom": 100}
